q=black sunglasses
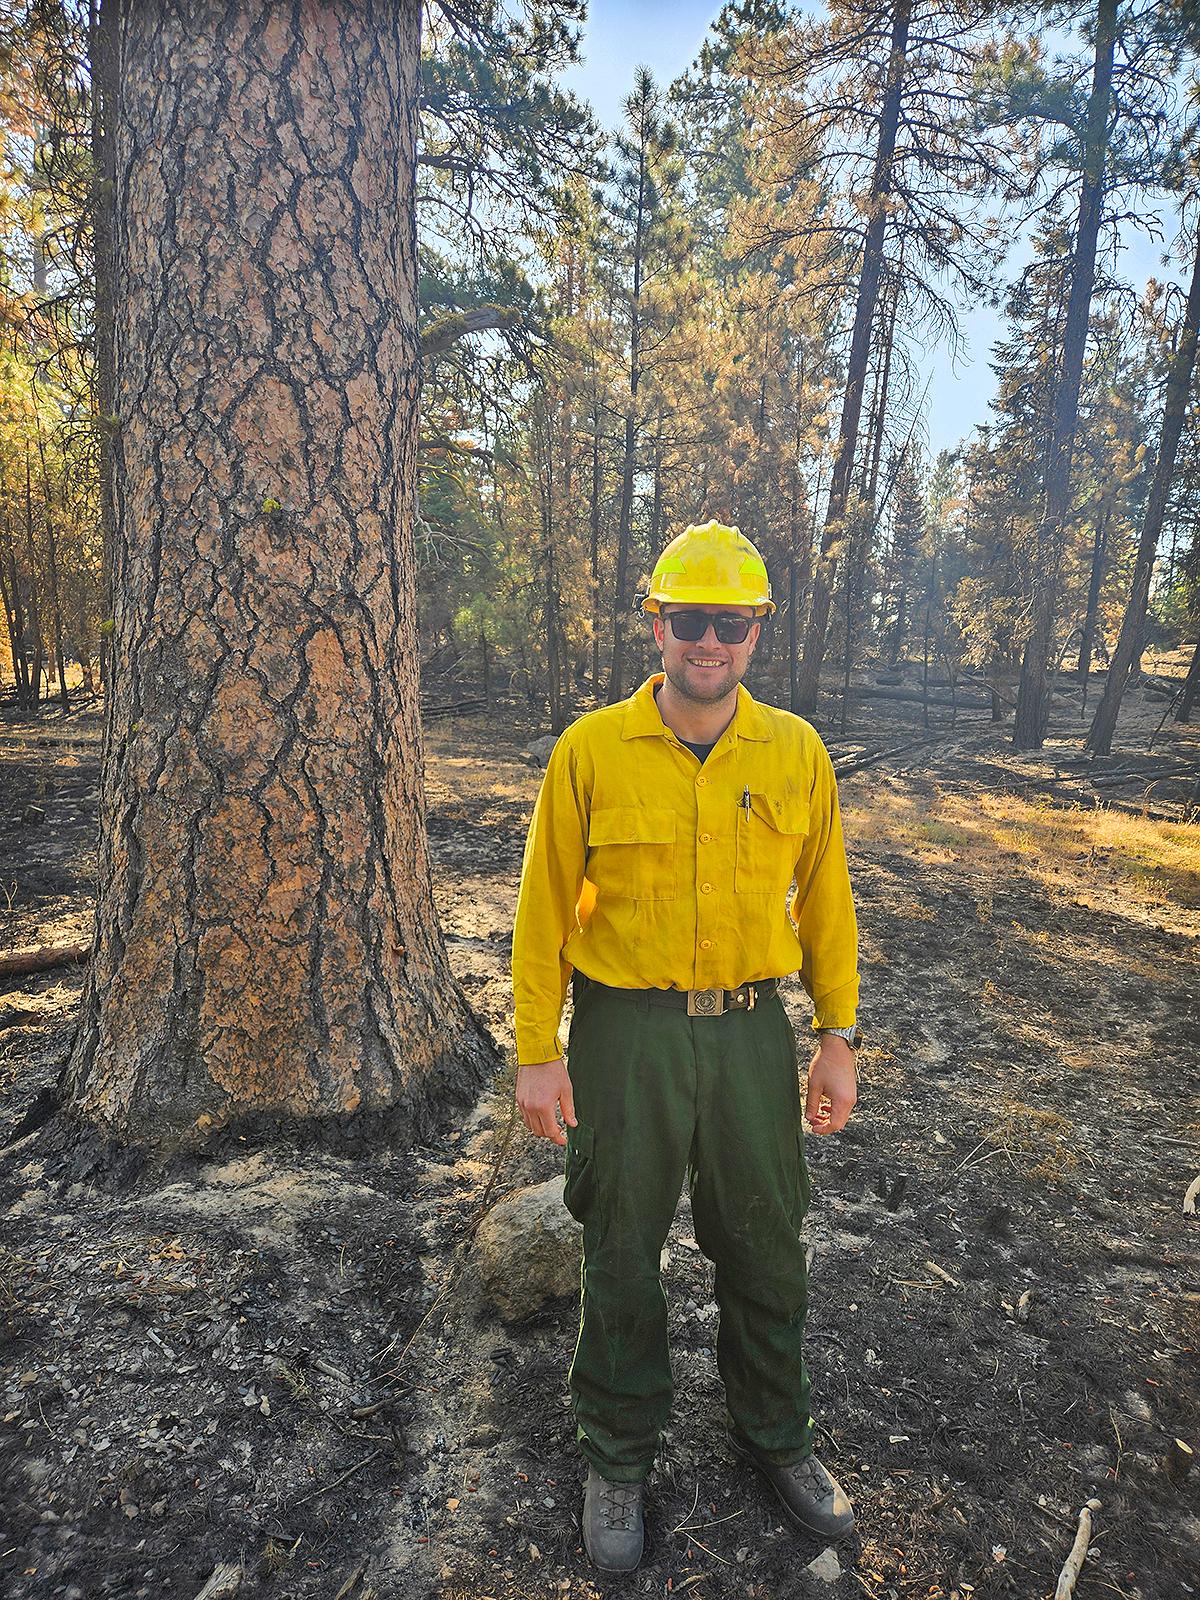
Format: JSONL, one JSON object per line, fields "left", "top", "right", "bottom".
{"left": 663, "top": 609, "right": 756, "bottom": 645}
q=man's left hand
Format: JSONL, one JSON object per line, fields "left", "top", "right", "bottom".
{"left": 805, "top": 1035, "right": 857, "bottom": 1135}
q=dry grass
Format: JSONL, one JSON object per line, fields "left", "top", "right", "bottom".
{"left": 845, "top": 785, "right": 1200, "bottom": 912}
{"left": 983, "top": 1098, "right": 1080, "bottom": 1185}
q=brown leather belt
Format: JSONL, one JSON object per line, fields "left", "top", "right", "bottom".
{"left": 574, "top": 973, "right": 778, "bottom": 1017}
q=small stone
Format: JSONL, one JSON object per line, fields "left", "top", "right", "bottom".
{"left": 807, "top": 1548, "right": 841, "bottom": 1582}
{"left": 528, "top": 1544, "right": 541, "bottom": 1561}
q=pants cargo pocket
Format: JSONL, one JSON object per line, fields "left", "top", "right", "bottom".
{"left": 796, "top": 1128, "right": 812, "bottom": 1223}
{"left": 563, "top": 1120, "right": 597, "bottom": 1223}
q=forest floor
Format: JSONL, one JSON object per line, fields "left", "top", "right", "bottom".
{"left": 1, "top": 661, "right": 1198, "bottom": 1600}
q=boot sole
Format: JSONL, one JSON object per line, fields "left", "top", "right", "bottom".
{"left": 729, "top": 1433, "right": 856, "bottom": 1544}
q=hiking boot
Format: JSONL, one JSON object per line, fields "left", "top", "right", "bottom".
{"left": 582, "top": 1466, "right": 645, "bottom": 1572}
{"left": 730, "top": 1429, "right": 855, "bottom": 1543}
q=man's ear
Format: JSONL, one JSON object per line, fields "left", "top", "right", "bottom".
{"left": 748, "top": 620, "right": 762, "bottom": 654}
{"left": 652, "top": 615, "right": 665, "bottom": 650}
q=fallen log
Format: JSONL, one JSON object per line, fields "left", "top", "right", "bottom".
{"left": 833, "top": 684, "right": 994, "bottom": 711}
{"left": 0, "top": 941, "right": 91, "bottom": 978}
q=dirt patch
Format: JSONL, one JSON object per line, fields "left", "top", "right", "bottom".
{"left": 2, "top": 680, "right": 1198, "bottom": 1599}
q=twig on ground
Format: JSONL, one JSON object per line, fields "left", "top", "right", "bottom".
{"left": 669, "top": 1483, "right": 701, "bottom": 1537}
{"left": 1182, "top": 1174, "right": 1200, "bottom": 1215}
{"left": 292, "top": 1448, "right": 384, "bottom": 1508}
{"left": 924, "top": 1259, "right": 962, "bottom": 1288}
{"left": 1108, "top": 1404, "right": 1123, "bottom": 1481}
{"left": 313, "top": 1356, "right": 354, "bottom": 1387}
{"left": 1054, "top": 1498, "right": 1101, "bottom": 1600}
{"left": 333, "top": 1562, "right": 368, "bottom": 1600}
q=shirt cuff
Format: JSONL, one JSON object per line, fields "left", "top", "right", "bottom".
{"left": 810, "top": 1009, "right": 857, "bottom": 1032}
{"left": 515, "top": 1031, "right": 564, "bottom": 1067}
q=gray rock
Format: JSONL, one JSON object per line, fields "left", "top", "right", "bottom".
{"left": 524, "top": 735, "right": 560, "bottom": 769}
{"left": 472, "top": 1178, "right": 582, "bottom": 1322}
{"left": 806, "top": 1549, "right": 841, "bottom": 1583}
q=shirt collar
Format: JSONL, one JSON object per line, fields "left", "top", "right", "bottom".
{"left": 620, "top": 674, "right": 774, "bottom": 742}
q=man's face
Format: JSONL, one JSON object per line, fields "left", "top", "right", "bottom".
{"left": 653, "top": 604, "right": 761, "bottom": 705}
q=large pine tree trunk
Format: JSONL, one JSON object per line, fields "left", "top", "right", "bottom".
{"left": 1012, "top": 0, "right": 1116, "bottom": 749}
{"left": 794, "top": 0, "right": 911, "bottom": 715}
{"left": 1086, "top": 225, "right": 1200, "bottom": 756}
{"left": 65, "top": 0, "right": 493, "bottom": 1151}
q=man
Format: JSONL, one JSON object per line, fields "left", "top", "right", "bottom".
{"left": 511, "top": 521, "right": 860, "bottom": 1572}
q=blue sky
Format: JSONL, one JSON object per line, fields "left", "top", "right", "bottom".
{"left": 561, "top": 2, "right": 1185, "bottom": 464}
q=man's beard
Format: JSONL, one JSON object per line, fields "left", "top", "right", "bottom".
{"left": 664, "top": 659, "right": 741, "bottom": 704}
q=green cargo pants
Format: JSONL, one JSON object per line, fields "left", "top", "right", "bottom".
{"left": 563, "top": 975, "right": 816, "bottom": 1483}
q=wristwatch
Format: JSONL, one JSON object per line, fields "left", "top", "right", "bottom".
{"left": 818, "top": 1025, "right": 863, "bottom": 1049}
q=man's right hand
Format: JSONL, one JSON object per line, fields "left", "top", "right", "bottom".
{"left": 516, "top": 1057, "right": 577, "bottom": 1147}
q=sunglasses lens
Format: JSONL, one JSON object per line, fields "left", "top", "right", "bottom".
{"left": 668, "top": 612, "right": 708, "bottom": 641}
{"left": 715, "top": 616, "right": 752, "bottom": 644}
{"left": 666, "top": 611, "right": 752, "bottom": 644}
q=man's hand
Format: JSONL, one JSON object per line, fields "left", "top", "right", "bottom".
{"left": 516, "top": 1057, "right": 577, "bottom": 1147}
{"left": 805, "top": 1035, "right": 857, "bottom": 1136}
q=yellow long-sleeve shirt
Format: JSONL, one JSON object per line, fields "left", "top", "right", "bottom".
{"left": 511, "top": 673, "right": 860, "bottom": 1065}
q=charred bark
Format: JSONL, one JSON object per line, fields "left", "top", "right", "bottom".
{"left": 1087, "top": 223, "right": 1200, "bottom": 756}
{"left": 794, "top": 0, "right": 911, "bottom": 714}
{"left": 1013, "top": 0, "right": 1116, "bottom": 749}
{"left": 64, "top": 0, "right": 494, "bottom": 1151}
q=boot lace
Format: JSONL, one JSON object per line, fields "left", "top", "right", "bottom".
{"left": 783, "top": 1456, "right": 827, "bottom": 1493}
{"left": 599, "top": 1479, "right": 642, "bottom": 1532}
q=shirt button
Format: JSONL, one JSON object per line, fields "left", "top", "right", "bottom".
{"left": 700, "top": 882, "right": 713, "bottom": 894}
{"left": 699, "top": 832, "right": 712, "bottom": 843}
{"left": 699, "top": 938, "right": 713, "bottom": 951}
{"left": 696, "top": 776, "right": 708, "bottom": 787}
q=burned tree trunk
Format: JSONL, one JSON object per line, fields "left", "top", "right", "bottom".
{"left": 794, "top": 0, "right": 911, "bottom": 714}
{"left": 64, "top": 0, "right": 493, "bottom": 1151}
{"left": 1012, "top": 0, "right": 1116, "bottom": 749}
{"left": 1087, "top": 223, "right": 1200, "bottom": 757}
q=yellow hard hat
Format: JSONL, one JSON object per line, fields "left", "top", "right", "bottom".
{"left": 641, "top": 520, "right": 775, "bottom": 615}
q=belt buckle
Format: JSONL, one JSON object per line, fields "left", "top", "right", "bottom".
{"left": 687, "top": 988, "right": 724, "bottom": 1017}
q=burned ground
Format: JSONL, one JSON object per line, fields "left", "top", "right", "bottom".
{"left": 1, "top": 672, "right": 1198, "bottom": 1600}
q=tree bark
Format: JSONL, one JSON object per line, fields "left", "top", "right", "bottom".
{"left": 1013, "top": 0, "right": 1116, "bottom": 749}
{"left": 65, "top": 0, "right": 493, "bottom": 1151}
{"left": 1077, "top": 504, "right": 1110, "bottom": 711}
{"left": 1087, "top": 223, "right": 1200, "bottom": 756}
{"left": 1177, "top": 635, "right": 1200, "bottom": 723}
{"left": 794, "top": 0, "right": 911, "bottom": 714}
{"left": 608, "top": 115, "right": 649, "bottom": 706}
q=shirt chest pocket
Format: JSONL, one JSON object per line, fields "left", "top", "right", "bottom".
{"left": 587, "top": 806, "right": 678, "bottom": 901}
{"left": 735, "top": 792, "right": 810, "bottom": 895}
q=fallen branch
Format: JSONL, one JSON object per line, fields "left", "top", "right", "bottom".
{"left": 193, "top": 1563, "right": 243, "bottom": 1600}
{"left": 1054, "top": 1498, "right": 1101, "bottom": 1600}
{"left": 1183, "top": 1174, "right": 1200, "bottom": 1215}
{"left": 0, "top": 941, "right": 91, "bottom": 978}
